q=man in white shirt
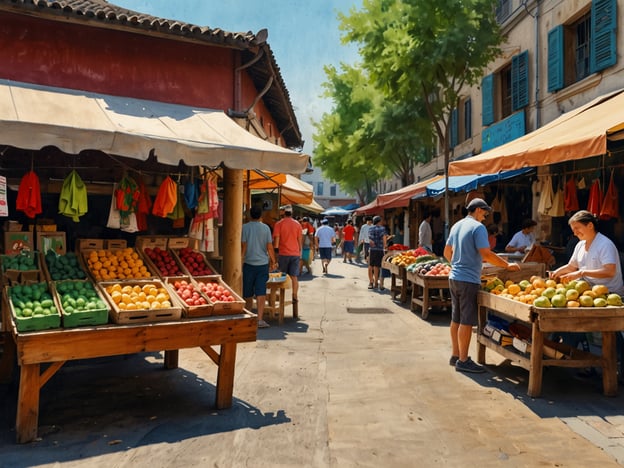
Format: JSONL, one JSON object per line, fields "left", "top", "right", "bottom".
{"left": 358, "top": 216, "right": 373, "bottom": 262}
{"left": 418, "top": 211, "right": 433, "bottom": 251}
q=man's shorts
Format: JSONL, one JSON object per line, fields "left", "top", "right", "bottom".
{"left": 242, "top": 263, "right": 269, "bottom": 298}
{"left": 278, "top": 255, "right": 300, "bottom": 277}
{"left": 319, "top": 247, "right": 333, "bottom": 261}
{"left": 369, "top": 249, "right": 384, "bottom": 267}
{"left": 343, "top": 240, "right": 354, "bottom": 254}
{"left": 449, "top": 278, "right": 480, "bottom": 326}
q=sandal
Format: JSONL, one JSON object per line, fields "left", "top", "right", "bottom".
{"left": 367, "top": 283, "right": 374, "bottom": 289}
{"left": 257, "top": 320, "right": 270, "bottom": 328}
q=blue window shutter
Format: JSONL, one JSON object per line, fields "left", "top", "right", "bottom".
{"left": 512, "top": 51, "right": 529, "bottom": 110}
{"left": 591, "top": 0, "right": 617, "bottom": 73}
{"left": 481, "top": 74, "right": 494, "bottom": 126}
{"left": 464, "top": 98, "right": 472, "bottom": 139}
{"left": 547, "top": 26, "right": 564, "bottom": 92}
{"left": 450, "top": 108, "right": 458, "bottom": 148}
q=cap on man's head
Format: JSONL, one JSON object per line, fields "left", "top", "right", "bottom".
{"left": 373, "top": 215, "right": 382, "bottom": 224}
{"left": 321, "top": 218, "right": 329, "bottom": 224}
{"left": 466, "top": 198, "right": 492, "bottom": 212}
{"left": 282, "top": 204, "right": 293, "bottom": 213}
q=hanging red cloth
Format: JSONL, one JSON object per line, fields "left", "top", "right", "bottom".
{"left": 587, "top": 179, "right": 602, "bottom": 217}
{"left": 599, "top": 171, "right": 619, "bottom": 220}
{"left": 15, "top": 170, "right": 42, "bottom": 218}
{"left": 564, "top": 176, "right": 579, "bottom": 212}
{"left": 136, "top": 178, "right": 152, "bottom": 231}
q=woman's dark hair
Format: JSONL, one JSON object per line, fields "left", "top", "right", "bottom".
{"left": 521, "top": 219, "right": 537, "bottom": 229}
{"left": 487, "top": 224, "right": 499, "bottom": 235}
{"left": 568, "top": 210, "right": 598, "bottom": 230}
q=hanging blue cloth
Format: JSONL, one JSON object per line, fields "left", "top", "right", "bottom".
{"left": 184, "top": 179, "right": 200, "bottom": 209}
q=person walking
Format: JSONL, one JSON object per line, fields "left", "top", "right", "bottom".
{"left": 418, "top": 210, "right": 433, "bottom": 251}
{"left": 358, "top": 216, "right": 373, "bottom": 263}
{"left": 315, "top": 218, "right": 335, "bottom": 274}
{"left": 273, "top": 205, "right": 303, "bottom": 303}
{"left": 242, "top": 205, "right": 277, "bottom": 328}
{"left": 444, "top": 198, "right": 520, "bottom": 373}
{"left": 342, "top": 219, "right": 356, "bottom": 263}
{"left": 368, "top": 215, "right": 388, "bottom": 290}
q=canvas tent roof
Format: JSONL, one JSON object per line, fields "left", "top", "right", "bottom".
{"left": 0, "top": 79, "right": 309, "bottom": 174}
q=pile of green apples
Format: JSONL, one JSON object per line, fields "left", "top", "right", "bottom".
{"left": 55, "top": 280, "right": 108, "bottom": 314}
{"left": 10, "top": 282, "right": 57, "bottom": 317}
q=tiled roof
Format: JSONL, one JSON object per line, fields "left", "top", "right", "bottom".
{"left": 0, "top": 0, "right": 303, "bottom": 148}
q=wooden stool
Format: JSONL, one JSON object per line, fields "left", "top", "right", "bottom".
{"left": 264, "top": 276, "right": 298, "bottom": 325}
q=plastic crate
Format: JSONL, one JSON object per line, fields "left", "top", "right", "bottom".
{"left": 53, "top": 279, "right": 110, "bottom": 328}
{"left": 6, "top": 283, "right": 61, "bottom": 332}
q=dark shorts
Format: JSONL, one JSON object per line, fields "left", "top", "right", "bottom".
{"left": 363, "top": 243, "right": 370, "bottom": 258}
{"left": 242, "top": 263, "right": 269, "bottom": 298}
{"left": 278, "top": 255, "right": 300, "bottom": 276}
{"left": 343, "top": 240, "right": 354, "bottom": 254}
{"left": 369, "top": 249, "right": 384, "bottom": 267}
{"left": 319, "top": 247, "right": 333, "bottom": 261}
{"left": 449, "top": 278, "right": 480, "bottom": 326}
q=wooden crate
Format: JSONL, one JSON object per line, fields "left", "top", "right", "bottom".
{"left": 75, "top": 238, "right": 105, "bottom": 252}
{"left": 105, "top": 239, "right": 127, "bottom": 250}
{"left": 481, "top": 262, "right": 545, "bottom": 283}
{"left": 135, "top": 236, "right": 168, "bottom": 251}
{"left": 137, "top": 245, "right": 186, "bottom": 278}
{"left": 162, "top": 276, "right": 213, "bottom": 317}
{"left": 81, "top": 248, "right": 156, "bottom": 282}
{"left": 170, "top": 248, "right": 218, "bottom": 277}
{"left": 192, "top": 275, "right": 245, "bottom": 315}
{"left": 167, "top": 237, "right": 193, "bottom": 249}
{"left": 1, "top": 251, "right": 43, "bottom": 286}
{"left": 98, "top": 279, "right": 182, "bottom": 324}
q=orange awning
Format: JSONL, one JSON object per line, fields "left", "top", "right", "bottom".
{"left": 449, "top": 89, "right": 624, "bottom": 176}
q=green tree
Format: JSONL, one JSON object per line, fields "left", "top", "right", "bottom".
{"left": 341, "top": 0, "right": 503, "bottom": 233}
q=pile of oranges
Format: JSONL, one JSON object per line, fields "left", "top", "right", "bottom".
{"left": 104, "top": 282, "right": 172, "bottom": 311}
{"left": 86, "top": 248, "right": 152, "bottom": 281}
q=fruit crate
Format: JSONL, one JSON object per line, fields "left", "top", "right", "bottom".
{"left": 170, "top": 247, "right": 218, "bottom": 277}
{"left": 1, "top": 251, "right": 43, "bottom": 286}
{"left": 192, "top": 275, "right": 245, "bottom": 315}
{"left": 134, "top": 236, "right": 168, "bottom": 251}
{"left": 5, "top": 283, "right": 61, "bottom": 332}
{"left": 41, "top": 251, "right": 88, "bottom": 282}
{"left": 53, "top": 279, "right": 110, "bottom": 328}
{"left": 162, "top": 276, "right": 213, "bottom": 317}
{"left": 137, "top": 246, "right": 186, "bottom": 279}
{"left": 98, "top": 279, "right": 182, "bottom": 324}
{"left": 81, "top": 247, "right": 157, "bottom": 282}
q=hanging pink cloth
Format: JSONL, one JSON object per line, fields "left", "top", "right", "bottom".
{"left": 564, "top": 176, "right": 579, "bottom": 212}
{"left": 599, "top": 171, "right": 619, "bottom": 220}
{"left": 587, "top": 179, "right": 602, "bottom": 217}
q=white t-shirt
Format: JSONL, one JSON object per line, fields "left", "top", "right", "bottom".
{"left": 418, "top": 219, "right": 432, "bottom": 249}
{"left": 315, "top": 225, "right": 335, "bottom": 248}
{"left": 570, "top": 232, "right": 624, "bottom": 295}
{"left": 506, "top": 230, "right": 535, "bottom": 251}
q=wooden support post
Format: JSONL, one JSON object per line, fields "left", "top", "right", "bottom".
{"left": 164, "top": 350, "right": 179, "bottom": 369}
{"left": 222, "top": 168, "right": 244, "bottom": 296}
{"left": 215, "top": 343, "right": 237, "bottom": 409}
{"left": 528, "top": 321, "right": 544, "bottom": 397}
{"left": 602, "top": 331, "right": 618, "bottom": 396}
{"left": 16, "top": 364, "right": 40, "bottom": 443}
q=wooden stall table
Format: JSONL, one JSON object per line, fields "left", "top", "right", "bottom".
{"left": 265, "top": 274, "right": 298, "bottom": 325}
{"left": 476, "top": 291, "right": 624, "bottom": 397}
{"left": 382, "top": 253, "right": 411, "bottom": 303}
{"left": 406, "top": 271, "right": 450, "bottom": 320}
{"left": 0, "top": 306, "right": 257, "bottom": 443}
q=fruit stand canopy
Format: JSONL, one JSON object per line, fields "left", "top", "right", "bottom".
{"left": 0, "top": 79, "right": 309, "bottom": 174}
{"left": 449, "top": 88, "right": 624, "bottom": 176}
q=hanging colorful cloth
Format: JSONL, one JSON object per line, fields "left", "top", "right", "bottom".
{"left": 564, "top": 176, "right": 579, "bottom": 213}
{"left": 587, "top": 179, "right": 602, "bottom": 217}
{"left": 15, "top": 170, "right": 42, "bottom": 218}
{"left": 136, "top": 178, "right": 152, "bottom": 232}
{"left": 599, "top": 171, "right": 619, "bottom": 220}
{"left": 114, "top": 175, "right": 140, "bottom": 226}
{"left": 183, "top": 179, "right": 199, "bottom": 210}
{"left": 152, "top": 176, "right": 177, "bottom": 217}
{"left": 537, "top": 176, "right": 554, "bottom": 216}
{"left": 58, "top": 170, "right": 88, "bottom": 222}
{"left": 208, "top": 174, "right": 219, "bottom": 219}
{"left": 167, "top": 189, "right": 186, "bottom": 228}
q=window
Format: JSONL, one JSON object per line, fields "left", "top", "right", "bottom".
{"left": 496, "top": 0, "right": 512, "bottom": 23}
{"left": 481, "top": 51, "right": 528, "bottom": 126}
{"left": 330, "top": 185, "right": 337, "bottom": 196}
{"left": 316, "top": 182, "right": 324, "bottom": 196}
{"left": 548, "top": 0, "right": 617, "bottom": 92}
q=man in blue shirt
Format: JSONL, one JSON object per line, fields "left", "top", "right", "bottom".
{"left": 444, "top": 198, "right": 520, "bottom": 373}
{"left": 368, "top": 216, "right": 388, "bottom": 290}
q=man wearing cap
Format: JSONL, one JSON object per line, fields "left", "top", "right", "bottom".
{"left": 444, "top": 198, "right": 521, "bottom": 374}
{"left": 315, "top": 218, "right": 336, "bottom": 274}
{"left": 368, "top": 215, "right": 388, "bottom": 289}
{"left": 273, "top": 205, "right": 303, "bottom": 303}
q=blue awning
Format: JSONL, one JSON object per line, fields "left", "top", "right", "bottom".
{"left": 421, "top": 168, "right": 533, "bottom": 198}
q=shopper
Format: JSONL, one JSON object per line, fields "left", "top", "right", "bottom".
{"left": 418, "top": 210, "right": 433, "bottom": 251}
{"left": 315, "top": 218, "right": 335, "bottom": 274}
{"left": 358, "top": 216, "right": 373, "bottom": 262}
{"left": 273, "top": 205, "right": 303, "bottom": 303}
{"left": 368, "top": 215, "right": 388, "bottom": 290}
{"left": 444, "top": 198, "right": 520, "bottom": 373}
{"left": 342, "top": 219, "right": 356, "bottom": 263}
{"left": 242, "top": 205, "right": 277, "bottom": 328}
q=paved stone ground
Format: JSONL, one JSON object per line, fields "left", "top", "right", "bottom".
{"left": 1, "top": 256, "right": 624, "bottom": 467}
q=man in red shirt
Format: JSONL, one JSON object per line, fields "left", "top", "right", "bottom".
{"left": 341, "top": 219, "right": 356, "bottom": 263}
{"left": 273, "top": 205, "right": 303, "bottom": 302}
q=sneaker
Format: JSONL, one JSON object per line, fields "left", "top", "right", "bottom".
{"left": 367, "top": 283, "right": 374, "bottom": 289}
{"left": 449, "top": 355, "right": 459, "bottom": 366}
{"left": 257, "top": 320, "right": 270, "bottom": 329}
{"left": 455, "top": 357, "right": 485, "bottom": 374}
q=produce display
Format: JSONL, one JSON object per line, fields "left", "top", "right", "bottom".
{"left": 176, "top": 248, "right": 215, "bottom": 276}
{"left": 196, "top": 279, "right": 237, "bottom": 303}
{"left": 389, "top": 248, "right": 432, "bottom": 267}
{"left": 405, "top": 255, "right": 451, "bottom": 276}
{"left": 143, "top": 247, "right": 184, "bottom": 277}
{"left": 9, "top": 282, "right": 57, "bottom": 318}
{"left": 85, "top": 248, "right": 151, "bottom": 280}
{"left": 484, "top": 275, "right": 624, "bottom": 308}
{"left": 45, "top": 251, "right": 87, "bottom": 280}
{"left": 104, "top": 282, "right": 173, "bottom": 310}
{"left": 56, "top": 280, "right": 107, "bottom": 314}
{"left": 2, "top": 252, "right": 37, "bottom": 271}
{"left": 171, "top": 279, "right": 209, "bottom": 306}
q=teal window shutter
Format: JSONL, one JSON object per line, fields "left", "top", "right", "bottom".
{"left": 512, "top": 51, "right": 529, "bottom": 110}
{"left": 547, "top": 26, "right": 564, "bottom": 92}
{"left": 450, "top": 108, "right": 458, "bottom": 148}
{"left": 591, "top": 0, "right": 617, "bottom": 73}
{"left": 481, "top": 75, "right": 494, "bottom": 126}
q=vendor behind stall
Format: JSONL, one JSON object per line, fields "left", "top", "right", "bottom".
{"left": 505, "top": 219, "right": 537, "bottom": 253}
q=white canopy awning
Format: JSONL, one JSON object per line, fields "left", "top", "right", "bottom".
{"left": 0, "top": 79, "right": 309, "bottom": 173}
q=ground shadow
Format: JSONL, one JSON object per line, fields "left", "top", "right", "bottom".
{"left": 256, "top": 318, "right": 309, "bottom": 341}
{"left": 0, "top": 352, "right": 291, "bottom": 465}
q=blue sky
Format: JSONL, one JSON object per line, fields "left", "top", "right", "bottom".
{"left": 113, "top": 0, "right": 361, "bottom": 153}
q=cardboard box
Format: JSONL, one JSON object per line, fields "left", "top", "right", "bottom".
{"left": 37, "top": 232, "right": 66, "bottom": 255}
{"left": 4, "top": 232, "right": 34, "bottom": 255}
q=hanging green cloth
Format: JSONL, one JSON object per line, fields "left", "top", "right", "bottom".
{"left": 58, "top": 170, "right": 88, "bottom": 222}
